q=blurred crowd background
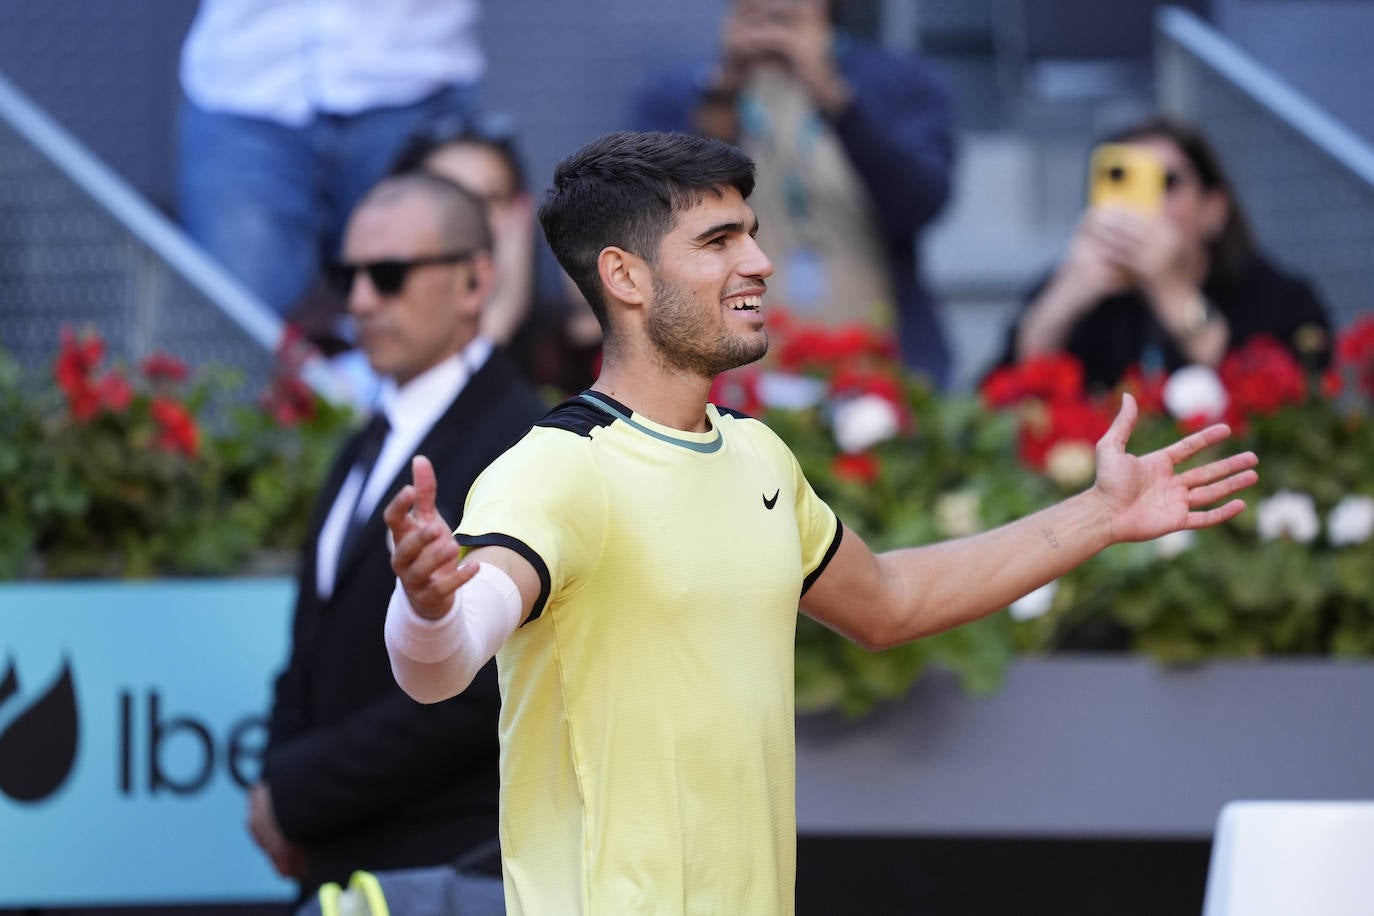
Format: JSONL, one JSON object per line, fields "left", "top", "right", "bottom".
{"left": 3, "top": 2, "right": 1374, "bottom": 913}
{"left": 2, "top": 0, "right": 1371, "bottom": 399}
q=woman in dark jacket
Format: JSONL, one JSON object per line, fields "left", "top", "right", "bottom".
{"left": 998, "top": 115, "right": 1331, "bottom": 391}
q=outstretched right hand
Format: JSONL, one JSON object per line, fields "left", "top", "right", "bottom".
{"left": 384, "top": 455, "right": 481, "bottom": 619}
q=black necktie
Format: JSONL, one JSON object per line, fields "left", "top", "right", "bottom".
{"left": 339, "top": 411, "right": 390, "bottom": 563}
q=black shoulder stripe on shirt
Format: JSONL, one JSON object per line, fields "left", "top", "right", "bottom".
{"left": 535, "top": 394, "right": 616, "bottom": 438}
{"left": 456, "top": 533, "right": 552, "bottom": 625}
{"left": 714, "top": 405, "right": 756, "bottom": 421}
{"left": 801, "top": 516, "right": 844, "bottom": 596}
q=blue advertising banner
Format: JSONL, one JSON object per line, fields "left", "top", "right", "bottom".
{"left": 0, "top": 579, "right": 297, "bottom": 906}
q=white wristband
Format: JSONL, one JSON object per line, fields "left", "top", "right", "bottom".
{"left": 385, "top": 563, "right": 523, "bottom": 665}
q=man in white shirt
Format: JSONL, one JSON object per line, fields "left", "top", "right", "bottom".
{"left": 246, "top": 170, "right": 545, "bottom": 902}
{"left": 177, "top": 0, "right": 486, "bottom": 319}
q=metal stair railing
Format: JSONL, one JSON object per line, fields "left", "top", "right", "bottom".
{"left": 1157, "top": 6, "right": 1374, "bottom": 331}
{"left": 0, "top": 70, "right": 336, "bottom": 396}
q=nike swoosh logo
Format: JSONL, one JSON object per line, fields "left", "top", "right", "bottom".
{"left": 762, "top": 489, "right": 780, "bottom": 510}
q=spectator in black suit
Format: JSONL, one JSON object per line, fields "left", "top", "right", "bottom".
{"left": 246, "top": 170, "right": 546, "bottom": 901}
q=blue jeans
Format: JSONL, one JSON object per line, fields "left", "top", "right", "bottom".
{"left": 177, "top": 84, "right": 482, "bottom": 317}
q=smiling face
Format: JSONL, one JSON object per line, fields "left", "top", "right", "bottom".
{"left": 641, "top": 186, "right": 775, "bottom": 377}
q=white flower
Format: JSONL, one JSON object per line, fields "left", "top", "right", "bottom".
{"left": 757, "top": 371, "right": 827, "bottom": 411}
{"left": 1153, "top": 529, "right": 1196, "bottom": 559}
{"left": 1010, "top": 580, "right": 1058, "bottom": 621}
{"left": 1045, "top": 441, "right": 1096, "bottom": 489}
{"left": 831, "top": 394, "right": 901, "bottom": 454}
{"left": 935, "top": 490, "right": 982, "bottom": 538}
{"left": 1163, "top": 365, "right": 1229, "bottom": 422}
{"left": 1256, "top": 489, "right": 1320, "bottom": 543}
{"left": 1327, "top": 495, "right": 1374, "bottom": 546}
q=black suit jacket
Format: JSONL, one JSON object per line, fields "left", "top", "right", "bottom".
{"left": 262, "top": 351, "right": 546, "bottom": 896}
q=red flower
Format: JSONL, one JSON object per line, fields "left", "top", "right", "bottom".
{"left": 66, "top": 383, "right": 101, "bottom": 421}
{"left": 709, "top": 367, "right": 762, "bottom": 416}
{"left": 1335, "top": 316, "right": 1374, "bottom": 399}
{"left": 1019, "top": 354, "right": 1086, "bottom": 404}
{"left": 151, "top": 397, "right": 200, "bottom": 458}
{"left": 1322, "top": 368, "right": 1343, "bottom": 400}
{"left": 980, "top": 353, "right": 1085, "bottom": 408}
{"left": 1336, "top": 315, "right": 1374, "bottom": 366}
{"left": 1019, "top": 401, "right": 1113, "bottom": 471}
{"left": 832, "top": 452, "right": 880, "bottom": 484}
{"left": 1219, "top": 336, "right": 1308, "bottom": 421}
{"left": 828, "top": 367, "right": 901, "bottom": 402}
{"left": 1177, "top": 412, "right": 1216, "bottom": 434}
{"left": 140, "top": 351, "right": 190, "bottom": 383}
{"left": 776, "top": 326, "right": 838, "bottom": 372}
{"left": 773, "top": 313, "right": 898, "bottom": 374}
{"left": 94, "top": 371, "right": 133, "bottom": 413}
{"left": 980, "top": 365, "right": 1026, "bottom": 409}
{"left": 830, "top": 323, "right": 898, "bottom": 363}
{"left": 1119, "top": 365, "right": 1167, "bottom": 416}
{"left": 260, "top": 376, "right": 317, "bottom": 427}
{"left": 54, "top": 326, "right": 105, "bottom": 400}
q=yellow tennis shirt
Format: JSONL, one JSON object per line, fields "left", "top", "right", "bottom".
{"left": 455, "top": 392, "right": 842, "bottom": 915}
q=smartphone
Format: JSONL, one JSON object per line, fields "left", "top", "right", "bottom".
{"left": 1088, "top": 143, "right": 1165, "bottom": 214}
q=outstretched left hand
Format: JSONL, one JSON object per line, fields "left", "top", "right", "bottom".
{"left": 1091, "top": 393, "right": 1259, "bottom": 543}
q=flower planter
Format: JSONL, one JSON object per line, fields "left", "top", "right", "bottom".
{"left": 795, "top": 654, "right": 1374, "bottom": 839}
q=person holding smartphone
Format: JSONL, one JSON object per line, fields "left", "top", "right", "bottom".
{"left": 997, "top": 115, "right": 1332, "bottom": 390}
{"left": 630, "top": 0, "right": 957, "bottom": 388}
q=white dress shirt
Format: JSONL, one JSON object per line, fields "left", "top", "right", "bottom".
{"left": 315, "top": 338, "right": 492, "bottom": 599}
{"left": 181, "top": 0, "right": 484, "bottom": 126}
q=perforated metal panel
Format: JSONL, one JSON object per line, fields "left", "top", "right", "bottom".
{"left": 0, "top": 76, "right": 281, "bottom": 396}
{"left": 1158, "top": 16, "right": 1374, "bottom": 331}
{"left": 0, "top": 0, "right": 195, "bottom": 213}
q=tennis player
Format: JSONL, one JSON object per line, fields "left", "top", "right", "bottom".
{"left": 382, "top": 131, "right": 1258, "bottom": 915}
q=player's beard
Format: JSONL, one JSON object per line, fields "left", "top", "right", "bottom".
{"left": 645, "top": 277, "right": 768, "bottom": 378}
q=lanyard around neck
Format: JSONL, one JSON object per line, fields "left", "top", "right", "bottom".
{"left": 738, "top": 93, "right": 824, "bottom": 225}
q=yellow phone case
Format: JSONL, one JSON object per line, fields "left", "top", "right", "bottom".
{"left": 1088, "top": 143, "right": 1165, "bottom": 214}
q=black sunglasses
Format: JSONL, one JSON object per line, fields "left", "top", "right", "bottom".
{"left": 326, "top": 251, "right": 474, "bottom": 297}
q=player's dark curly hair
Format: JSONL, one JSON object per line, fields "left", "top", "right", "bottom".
{"left": 538, "top": 131, "right": 755, "bottom": 330}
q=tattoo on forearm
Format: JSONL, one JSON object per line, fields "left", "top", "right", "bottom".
{"left": 1041, "top": 527, "right": 1060, "bottom": 549}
